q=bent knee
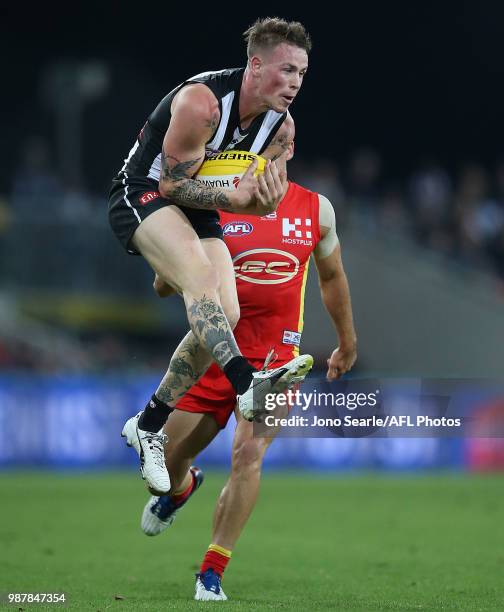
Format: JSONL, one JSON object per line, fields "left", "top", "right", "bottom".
{"left": 232, "top": 438, "right": 266, "bottom": 474}
{"left": 184, "top": 263, "right": 220, "bottom": 297}
{"left": 153, "top": 274, "right": 177, "bottom": 297}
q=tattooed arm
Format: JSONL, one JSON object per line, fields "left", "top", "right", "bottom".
{"left": 261, "top": 112, "right": 295, "bottom": 162}
{"left": 158, "top": 84, "right": 228, "bottom": 209}
{"left": 159, "top": 84, "right": 269, "bottom": 212}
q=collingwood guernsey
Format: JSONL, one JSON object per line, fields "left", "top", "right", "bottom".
{"left": 109, "top": 68, "right": 287, "bottom": 253}
{"left": 115, "top": 68, "right": 286, "bottom": 184}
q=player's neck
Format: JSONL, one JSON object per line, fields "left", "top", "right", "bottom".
{"left": 239, "top": 69, "right": 269, "bottom": 130}
{"left": 279, "top": 178, "right": 290, "bottom": 202}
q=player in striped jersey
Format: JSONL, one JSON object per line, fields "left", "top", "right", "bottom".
{"left": 141, "top": 143, "right": 357, "bottom": 600}
{"left": 112, "top": 18, "right": 314, "bottom": 494}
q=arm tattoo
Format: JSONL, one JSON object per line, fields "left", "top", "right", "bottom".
{"left": 269, "top": 132, "right": 290, "bottom": 161}
{"left": 161, "top": 150, "right": 232, "bottom": 210}
{"left": 161, "top": 151, "right": 201, "bottom": 182}
{"left": 170, "top": 181, "right": 232, "bottom": 210}
{"left": 205, "top": 112, "right": 220, "bottom": 134}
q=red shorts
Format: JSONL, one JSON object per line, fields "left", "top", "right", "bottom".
{"left": 175, "top": 358, "right": 290, "bottom": 428}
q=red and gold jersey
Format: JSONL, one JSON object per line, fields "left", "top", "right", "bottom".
{"left": 220, "top": 181, "right": 320, "bottom": 361}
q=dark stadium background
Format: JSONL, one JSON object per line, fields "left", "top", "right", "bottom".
{"left": 1, "top": 3, "right": 504, "bottom": 610}
{"left": 2, "top": 2, "right": 504, "bottom": 193}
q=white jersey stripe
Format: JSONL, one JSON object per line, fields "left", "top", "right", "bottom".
{"left": 147, "top": 153, "right": 162, "bottom": 182}
{"left": 189, "top": 69, "right": 227, "bottom": 80}
{"left": 249, "top": 110, "right": 284, "bottom": 153}
{"left": 206, "top": 91, "right": 235, "bottom": 152}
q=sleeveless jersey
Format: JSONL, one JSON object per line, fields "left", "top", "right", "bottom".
{"left": 114, "top": 68, "right": 286, "bottom": 183}
{"left": 220, "top": 182, "right": 321, "bottom": 361}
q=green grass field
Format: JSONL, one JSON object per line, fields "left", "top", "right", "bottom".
{"left": 1, "top": 471, "right": 503, "bottom": 611}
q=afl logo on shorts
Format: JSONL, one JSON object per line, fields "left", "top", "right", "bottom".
{"left": 233, "top": 249, "right": 300, "bottom": 284}
{"left": 223, "top": 221, "right": 253, "bottom": 237}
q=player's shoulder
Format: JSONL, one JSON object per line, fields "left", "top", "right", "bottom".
{"left": 287, "top": 180, "right": 319, "bottom": 202}
{"left": 317, "top": 193, "right": 333, "bottom": 214}
{"left": 285, "top": 184, "right": 335, "bottom": 231}
{"left": 290, "top": 185, "right": 333, "bottom": 211}
{"left": 176, "top": 67, "right": 244, "bottom": 114}
{"left": 281, "top": 183, "right": 320, "bottom": 225}
{"left": 172, "top": 83, "right": 220, "bottom": 120}
{"left": 282, "top": 111, "right": 295, "bottom": 130}
{"left": 187, "top": 67, "right": 244, "bottom": 89}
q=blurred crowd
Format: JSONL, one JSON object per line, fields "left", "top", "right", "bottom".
{"left": 6, "top": 138, "right": 504, "bottom": 281}
{"left": 1, "top": 137, "right": 503, "bottom": 373}
{"left": 292, "top": 148, "right": 504, "bottom": 284}
{"left": 0, "top": 330, "right": 168, "bottom": 375}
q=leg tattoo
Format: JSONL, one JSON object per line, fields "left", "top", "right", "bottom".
{"left": 187, "top": 295, "right": 240, "bottom": 369}
{"left": 156, "top": 331, "right": 212, "bottom": 406}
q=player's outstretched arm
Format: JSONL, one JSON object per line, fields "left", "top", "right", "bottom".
{"left": 313, "top": 195, "right": 357, "bottom": 380}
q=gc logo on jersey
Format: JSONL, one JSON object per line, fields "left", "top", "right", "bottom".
{"left": 223, "top": 221, "right": 254, "bottom": 237}
{"left": 233, "top": 248, "right": 300, "bottom": 284}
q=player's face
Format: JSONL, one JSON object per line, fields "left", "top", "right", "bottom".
{"left": 256, "top": 43, "right": 308, "bottom": 112}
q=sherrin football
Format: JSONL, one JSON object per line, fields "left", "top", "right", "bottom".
{"left": 195, "top": 150, "right": 266, "bottom": 190}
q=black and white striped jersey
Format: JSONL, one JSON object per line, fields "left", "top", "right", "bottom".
{"left": 114, "top": 68, "right": 287, "bottom": 184}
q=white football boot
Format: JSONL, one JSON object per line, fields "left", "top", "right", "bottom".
{"left": 238, "top": 353, "right": 314, "bottom": 421}
{"left": 121, "top": 412, "right": 170, "bottom": 494}
{"left": 195, "top": 569, "right": 228, "bottom": 601}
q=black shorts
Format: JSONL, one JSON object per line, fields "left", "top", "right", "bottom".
{"left": 108, "top": 177, "right": 223, "bottom": 255}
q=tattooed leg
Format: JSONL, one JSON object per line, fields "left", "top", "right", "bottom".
{"left": 156, "top": 294, "right": 240, "bottom": 406}
{"left": 186, "top": 294, "right": 240, "bottom": 370}
{"left": 131, "top": 211, "right": 242, "bottom": 401}
{"left": 155, "top": 331, "right": 213, "bottom": 406}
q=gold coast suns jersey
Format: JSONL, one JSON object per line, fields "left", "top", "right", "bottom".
{"left": 220, "top": 181, "right": 320, "bottom": 361}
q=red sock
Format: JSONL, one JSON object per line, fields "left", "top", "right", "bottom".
{"left": 200, "top": 544, "right": 232, "bottom": 577}
{"left": 170, "top": 473, "right": 195, "bottom": 506}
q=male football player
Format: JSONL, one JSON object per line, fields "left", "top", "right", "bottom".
{"left": 110, "top": 18, "right": 314, "bottom": 494}
{"left": 142, "top": 142, "right": 357, "bottom": 600}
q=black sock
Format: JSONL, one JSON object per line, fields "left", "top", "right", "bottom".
{"left": 223, "top": 356, "right": 256, "bottom": 395}
{"left": 138, "top": 394, "right": 174, "bottom": 432}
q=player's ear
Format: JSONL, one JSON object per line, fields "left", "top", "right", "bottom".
{"left": 287, "top": 141, "right": 295, "bottom": 161}
{"left": 249, "top": 55, "right": 262, "bottom": 75}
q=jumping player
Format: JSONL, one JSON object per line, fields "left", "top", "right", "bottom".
{"left": 109, "top": 18, "right": 314, "bottom": 494}
{"left": 141, "top": 143, "right": 357, "bottom": 600}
